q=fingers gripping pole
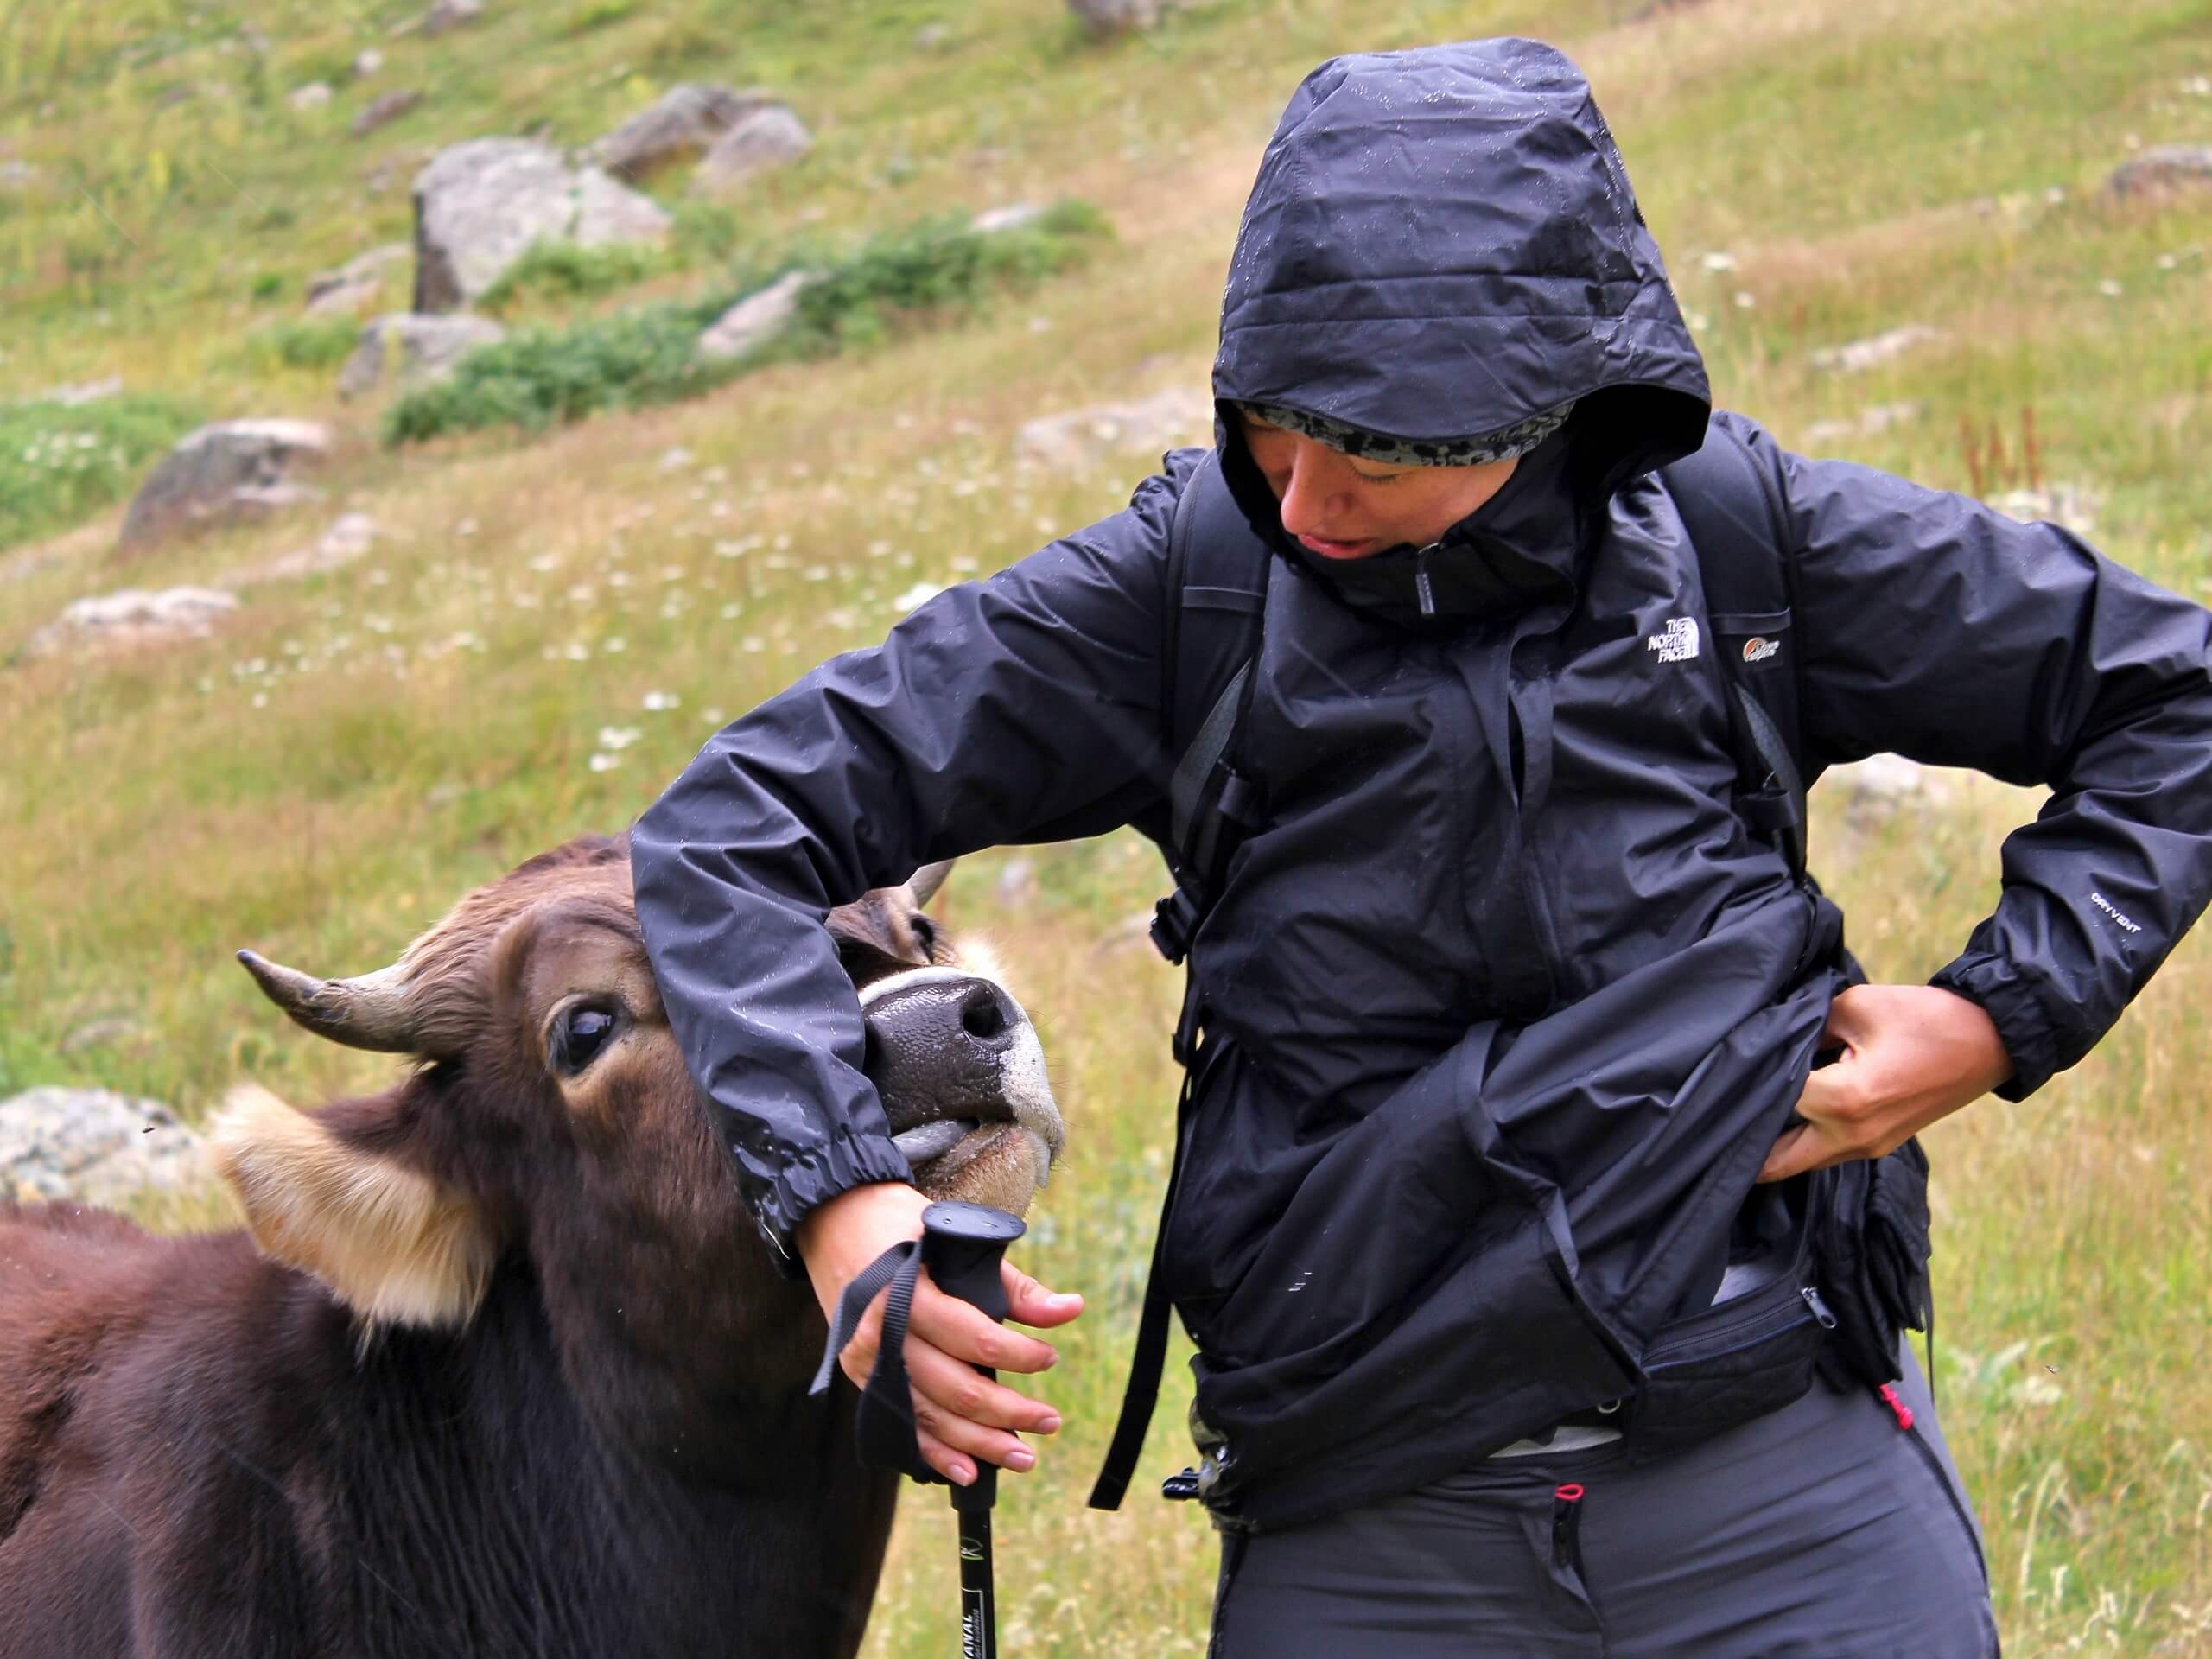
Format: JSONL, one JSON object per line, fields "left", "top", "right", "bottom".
{"left": 922, "top": 1201, "right": 1025, "bottom": 1659}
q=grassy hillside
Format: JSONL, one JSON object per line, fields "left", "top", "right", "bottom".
{"left": 3, "top": 0, "right": 2210, "bottom": 1652}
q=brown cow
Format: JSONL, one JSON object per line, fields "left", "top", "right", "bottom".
{"left": 0, "top": 834, "right": 1063, "bottom": 1658}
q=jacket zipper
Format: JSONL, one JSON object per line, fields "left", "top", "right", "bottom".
{"left": 1643, "top": 1285, "right": 1821, "bottom": 1371}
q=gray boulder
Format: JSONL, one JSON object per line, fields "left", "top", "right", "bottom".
{"left": 339, "top": 311, "right": 505, "bottom": 398}
{"left": 1, "top": 1087, "right": 207, "bottom": 1207}
{"left": 588, "top": 84, "right": 776, "bottom": 179}
{"left": 2106, "top": 146, "right": 2212, "bottom": 200}
{"left": 690, "top": 104, "right": 813, "bottom": 195}
{"left": 697, "top": 270, "right": 812, "bottom": 362}
{"left": 411, "top": 137, "right": 670, "bottom": 312}
{"left": 26, "top": 586, "right": 239, "bottom": 658}
{"left": 118, "top": 419, "right": 331, "bottom": 550}
{"left": 304, "top": 242, "right": 411, "bottom": 316}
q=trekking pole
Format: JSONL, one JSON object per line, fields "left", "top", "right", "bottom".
{"left": 919, "top": 1200, "right": 1026, "bottom": 1659}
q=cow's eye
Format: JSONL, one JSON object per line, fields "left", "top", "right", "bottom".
{"left": 910, "top": 915, "right": 939, "bottom": 961}
{"left": 550, "top": 1005, "right": 622, "bottom": 1076}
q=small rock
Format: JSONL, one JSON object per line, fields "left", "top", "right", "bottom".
{"left": 697, "top": 270, "right": 811, "bottom": 361}
{"left": 585, "top": 83, "right": 777, "bottom": 180}
{"left": 303, "top": 242, "right": 411, "bottom": 317}
{"left": 970, "top": 202, "right": 1043, "bottom": 235}
{"left": 0, "top": 159, "right": 39, "bottom": 189}
{"left": 690, "top": 104, "right": 813, "bottom": 195}
{"left": 226, "top": 512, "right": 385, "bottom": 586}
{"left": 27, "top": 374, "right": 124, "bottom": 408}
{"left": 1809, "top": 325, "right": 1944, "bottom": 374}
{"left": 1990, "top": 482, "right": 2101, "bottom": 537}
{"left": 915, "top": 22, "right": 950, "bottom": 48}
{"left": 0, "top": 1087, "right": 207, "bottom": 1208}
{"left": 118, "top": 420, "right": 332, "bottom": 550}
{"left": 352, "top": 86, "right": 423, "bottom": 138}
{"left": 288, "top": 80, "right": 334, "bottom": 111}
{"left": 1014, "top": 387, "right": 1211, "bottom": 471}
{"left": 353, "top": 48, "right": 385, "bottom": 79}
{"left": 2105, "top": 146, "right": 2212, "bottom": 200}
{"left": 995, "top": 858, "right": 1038, "bottom": 909}
{"left": 339, "top": 311, "right": 505, "bottom": 399}
{"left": 1818, "top": 753, "right": 1951, "bottom": 832}
{"left": 421, "top": 0, "right": 484, "bottom": 37}
{"left": 1067, "top": 0, "right": 1176, "bottom": 34}
{"left": 26, "top": 586, "right": 239, "bottom": 658}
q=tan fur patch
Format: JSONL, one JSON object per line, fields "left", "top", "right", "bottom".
{"left": 207, "top": 1085, "right": 497, "bottom": 1332}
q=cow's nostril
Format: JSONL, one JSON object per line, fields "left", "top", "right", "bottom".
{"left": 960, "top": 982, "right": 1009, "bottom": 1045}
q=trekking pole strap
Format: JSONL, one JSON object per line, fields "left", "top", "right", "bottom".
{"left": 810, "top": 1239, "right": 938, "bottom": 1483}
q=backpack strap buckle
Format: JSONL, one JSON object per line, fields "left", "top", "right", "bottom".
{"left": 1150, "top": 887, "right": 1201, "bottom": 965}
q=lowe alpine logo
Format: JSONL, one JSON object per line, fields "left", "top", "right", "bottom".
{"left": 1646, "top": 617, "right": 1700, "bottom": 664}
{"left": 1742, "top": 636, "right": 1781, "bottom": 664}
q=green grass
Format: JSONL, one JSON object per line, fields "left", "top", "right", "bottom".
{"left": 3, "top": 0, "right": 2211, "bottom": 1651}
{"left": 0, "top": 390, "right": 201, "bottom": 551}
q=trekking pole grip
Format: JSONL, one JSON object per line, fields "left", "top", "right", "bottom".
{"left": 919, "top": 1200, "right": 1024, "bottom": 1512}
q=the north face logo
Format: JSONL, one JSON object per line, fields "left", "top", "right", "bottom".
{"left": 1742, "top": 636, "right": 1780, "bottom": 664}
{"left": 1646, "top": 617, "right": 1700, "bottom": 664}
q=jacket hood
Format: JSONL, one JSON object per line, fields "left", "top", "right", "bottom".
{"left": 1212, "top": 36, "right": 1711, "bottom": 547}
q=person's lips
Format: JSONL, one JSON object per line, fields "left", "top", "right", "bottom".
{"left": 1296, "top": 532, "right": 1379, "bottom": 560}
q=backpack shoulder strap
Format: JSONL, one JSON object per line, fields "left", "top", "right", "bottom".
{"left": 1147, "top": 451, "right": 1273, "bottom": 971}
{"left": 1659, "top": 417, "right": 1811, "bottom": 880}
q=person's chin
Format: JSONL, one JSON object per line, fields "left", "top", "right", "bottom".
{"left": 1295, "top": 532, "right": 1382, "bottom": 560}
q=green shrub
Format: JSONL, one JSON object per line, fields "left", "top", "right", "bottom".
{"left": 385, "top": 199, "right": 1111, "bottom": 443}
{"left": 243, "top": 314, "right": 361, "bottom": 374}
{"left": 479, "top": 238, "right": 667, "bottom": 310}
{"left": 382, "top": 296, "right": 738, "bottom": 443}
{"left": 563, "top": 0, "right": 639, "bottom": 35}
{"left": 0, "top": 391, "right": 201, "bottom": 551}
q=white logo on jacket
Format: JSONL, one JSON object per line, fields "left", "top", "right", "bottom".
{"left": 1646, "top": 617, "right": 1700, "bottom": 663}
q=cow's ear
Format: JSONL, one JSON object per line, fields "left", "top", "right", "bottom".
{"left": 208, "top": 1084, "right": 497, "bottom": 1332}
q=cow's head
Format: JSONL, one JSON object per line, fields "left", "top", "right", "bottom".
{"left": 210, "top": 836, "right": 1062, "bottom": 1421}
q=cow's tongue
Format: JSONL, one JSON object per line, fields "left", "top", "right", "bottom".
{"left": 892, "top": 1118, "right": 974, "bottom": 1168}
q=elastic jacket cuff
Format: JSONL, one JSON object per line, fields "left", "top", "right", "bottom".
{"left": 1927, "top": 952, "right": 2068, "bottom": 1102}
{"left": 750, "top": 1132, "right": 917, "bottom": 1279}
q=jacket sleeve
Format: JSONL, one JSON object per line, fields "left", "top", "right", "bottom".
{"left": 1719, "top": 411, "right": 2212, "bottom": 1099}
{"left": 630, "top": 454, "right": 1192, "bottom": 1263}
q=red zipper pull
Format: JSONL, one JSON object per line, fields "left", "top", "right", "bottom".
{"left": 1878, "top": 1382, "right": 1914, "bottom": 1431}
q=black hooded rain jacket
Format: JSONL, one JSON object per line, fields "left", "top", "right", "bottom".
{"left": 632, "top": 38, "right": 2212, "bottom": 1531}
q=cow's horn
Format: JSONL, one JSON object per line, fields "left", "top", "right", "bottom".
{"left": 907, "top": 860, "right": 956, "bottom": 908}
{"left": 236, "top": 950, "right": 421, "bottom": 1053}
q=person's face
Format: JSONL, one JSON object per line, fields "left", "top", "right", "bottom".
{"left": 1236, "top": 410, "right": 1520, "bottom": 561}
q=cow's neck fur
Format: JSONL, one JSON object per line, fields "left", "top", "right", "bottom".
{"left": 311, "top": 1253, "right": 897, "bottom": 1658}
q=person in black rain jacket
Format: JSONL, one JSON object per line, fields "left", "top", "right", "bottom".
{"left": 631, "top": 37, "right": 2212, "bottom": 1655}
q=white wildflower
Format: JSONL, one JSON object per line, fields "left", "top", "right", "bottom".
{"left": 602, "top": 636, "right": 626, "bottom": 653}
{"left": 700, "top": 708, "right": 726, "bottom": 726}
{"left": 642, "top": 690, "right": 680, "bottom": 712}
{"left": 588, "top": 752, "right": 624, "bottom": 772}
{"left": 597, "top": 725, "right": 642, "bottom": 749}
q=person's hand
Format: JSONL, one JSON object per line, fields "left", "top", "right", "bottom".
{"left": 1758, "top": 983, "right": 2013, "bottom": 1184}
{"left": 795, "top": 1180, "right": 1083, "bottom": 1487}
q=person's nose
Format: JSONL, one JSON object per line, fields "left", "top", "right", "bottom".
{"left": 1276, "top": 443, "right": 1351, "bottom": 539}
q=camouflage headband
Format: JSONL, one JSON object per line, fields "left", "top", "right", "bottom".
{"left": 1237, "top": 399, "right": 1576, "bottom": 466}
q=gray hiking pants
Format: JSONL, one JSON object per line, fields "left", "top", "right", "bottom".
{"left": 1207, "top": 1349, "right": 1999, "bottom": 1657}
